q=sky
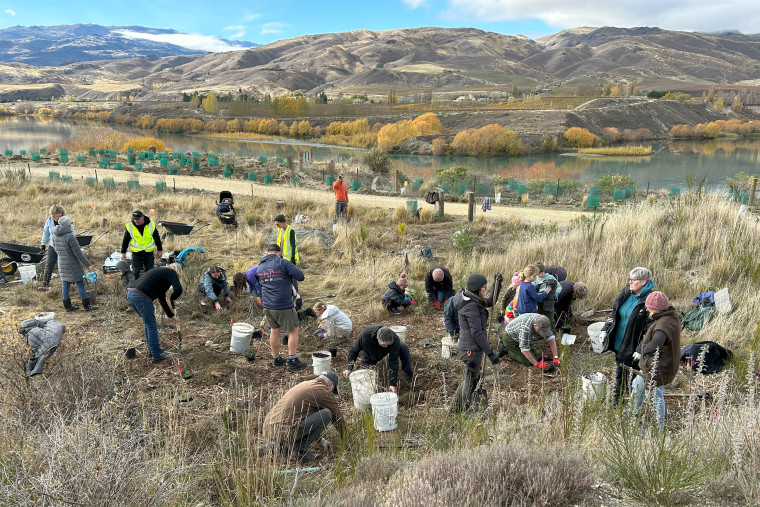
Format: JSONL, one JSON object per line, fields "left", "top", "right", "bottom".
{"left": 0, "top": 0, "right": 758, "bottom": 52}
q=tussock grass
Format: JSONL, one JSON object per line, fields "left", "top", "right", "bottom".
{"left": 578, "top": 145, "right": 653, "bottom": 156}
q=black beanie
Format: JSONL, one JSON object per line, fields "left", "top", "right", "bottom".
{"left": 466, "top": 273, "right": 488, "bottom": 292}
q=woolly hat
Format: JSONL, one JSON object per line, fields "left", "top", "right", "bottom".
{"left": 466, "top": 273, "right": 488, "bottom": 292}
{"left": 645, "top": 291, "right": 669, "bottom": 311}
{"left": 396, "top": 273, "right": 407, "bottom": 288}
{"left": 116, "top": 260, "right": 131, "bottom": 274}
{"left": 273, "top": 214, "right": 286, "bottom": 223}
{"left": 57, "top": 216, "right": 72, "bottom": 229}
{"left": 432, "top": 268, "right": 444, "bottom": 282}
{"left": 511, "top": 272, "right": 521, "bottom": 286}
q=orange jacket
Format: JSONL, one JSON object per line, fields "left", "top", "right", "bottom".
{"left": 333, "top": 179, "right": 348, "bottom": 202}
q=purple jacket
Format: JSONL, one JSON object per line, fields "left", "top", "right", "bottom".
{"left": 245, "top": 265, "right": 262, "bottom": 298}
{"left": 255, "top": 254, "right": 305, "bottom": 310}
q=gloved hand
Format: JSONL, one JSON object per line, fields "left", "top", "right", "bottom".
{"left": 633, "top": 352, "right": 641, "bottom": 361}
{"left": 214, "top": 301, "right": 222, "bottom": 311}
{"left": 225, "top": 296, "right": 232, "bottom": 303}
{"left": 314, "top": 330, "right": 325, "bottom": 339}
{"left": 405, "top": 306, "right": 413, "bottom": 312}
{"left": 495, "top": 272, "right": 503, "bottom": 284}
{"left": 434, "top": 301, "right": 441, "bottom": 310}
{"left": 552, "top": 357, "right": 560, "bottom": 367}
{"left": 255, "top": 297, "right": 263, "bottom": 307}
{"left": 40, "top": 245, "right": 46, "bottom": 253}
{"left": 488, "top": 352, "right": 500, "bottom": 365}
{"left": 410, "top": 299, "right": 417, "bottom": 305}
{"left": 536, "top": 361, "right": 549, "bottom": 370}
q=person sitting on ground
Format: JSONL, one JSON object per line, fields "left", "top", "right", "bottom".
{"left": 342, "top": 325, "right": 414, "bottom": 393}
{"left": 516, "top": 265, "right": 552, "bottom": 315}
{"left": 499, "top": 313, "right": 558, "bottom": 371}
{"left": 50, "top": 216, "right": 94, "bottom": 312}
{"left": 263, "top": 371, "right": 345, "bottom": 463}
{"left": 533, "top": 262, "right": 560, "bottom": 331}
{"left": 631, "top": 291, "right": 681, "bottom": 429}
{"left": 313, "top": 302, "right": 352, "bottom": 343}
{"left": 382, "top": 273, "right": 412, "bottom": 315}
{"left": 197, "top": 265, "right": 232, "bottom": 311}
{"left": 39, "top": 204, "right": 74, "bottom": 290}
{"left": 256, "top": 243, "right": 307, "bottom": 372}
{"left": 120, "top": 210, "right": 163, "bottom": 280}
{"left": 555, "top": 281, "right": 588, "bottom": 331}
{"left": 425, "top": 266, "right": 455, "bottom": 309}
{"left": 126, "top": 263, "right": 183, "bottom": 364}
{"left": 545, "top": 265, "right": 567, "bottom": 282}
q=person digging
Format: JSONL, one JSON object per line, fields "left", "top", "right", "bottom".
{"left": 342, "top": 325, "right": 414, "bottom": 393}
{"left": 499, "top": 313, "right": 559, "bottom": 373}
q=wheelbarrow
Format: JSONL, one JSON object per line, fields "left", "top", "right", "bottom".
{"left": 76, "top": 230, "right": 109, "bottom": 247}
{"left": 0, "top": 242, "right": 46, "bottom": 277}
{"left": 158, "top": 221, "right": 211, "bottom": 238}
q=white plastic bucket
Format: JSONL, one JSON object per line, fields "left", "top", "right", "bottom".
{"left": 441, "top": 336, "right": 454, "bottom": 359}
{"left": 312, "top": 351, "right": 332, "bottom": 375}
{"left": 349, "top": 369, "right": 377, "bottom": 409}
{"left": 370, "top": 392, "right": 398, "bottom": 431}
{"left": 582, "top": 372, "right": 607, "bottom": 401}
{"left": 389, "top": 325, "right": 406, "bottom": 342}
{"left": 587, "top": 321, "right": 605, "bottom": 354}
{"left": 230, "top": 322, "right": 254, "bottom": 354}
{"left": 18, "top": 264, "right": 37, "bottom": 283}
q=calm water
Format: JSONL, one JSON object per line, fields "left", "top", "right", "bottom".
{"left": 2, "top": 116, "right": 759, "bottom": 190}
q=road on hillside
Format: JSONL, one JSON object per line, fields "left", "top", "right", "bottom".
{"left": 21, "top": 163, "right": 589, "bottom": 225}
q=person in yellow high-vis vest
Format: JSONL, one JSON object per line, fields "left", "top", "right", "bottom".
{"left": 274, "top": 214, "right": 299, "bottom": 264}
{"left": 120, "top": 210, "right": 163, "bottom": 279}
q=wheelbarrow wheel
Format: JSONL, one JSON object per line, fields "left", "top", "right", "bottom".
{"left": 0, "top": 257, "right": 16, "bottom": 275}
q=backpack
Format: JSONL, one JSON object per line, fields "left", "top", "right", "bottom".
{"left": 682, "top": 305, "right": 715, "bottom": 332}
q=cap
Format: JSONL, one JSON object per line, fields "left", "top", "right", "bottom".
{"left": 533, "top": 314, "right": 552, "bottom": 338}
{"left": 466, "top": 273, "right": 488, "bottom": 292}
{"left": 273, "top": 214, "right": 286, "bottom": 223}
{"left": 320, "top": 371, "right": 339, "bottom": 394}
{"left": 645, "top": 291, "right": 669, "bottom": 311}
{"left": 132, "top": 210, "right": 144, "bottom": 219}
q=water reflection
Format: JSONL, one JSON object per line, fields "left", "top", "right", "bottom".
{"left": 1, "top": 117, "right": 758, "bottom": 189}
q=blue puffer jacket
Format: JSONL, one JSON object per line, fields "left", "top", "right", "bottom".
{"left": 255, "top": 254, "right": 305, "bottom": 309}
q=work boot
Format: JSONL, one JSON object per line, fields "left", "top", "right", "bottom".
{"left": 286, "top": 357, "right": 308, "bottom": 371}
{"left": 272, "top": 355, "right": 286, "bottom": 367}
{"left": 152, "top": 351, "right": 174, "bottom": 364}
{"left": 81, "top": 297, "right": 93, "bottom": 311}
{"left": 389, "top": 307, "right": 402, "bottom": 315}
{"left": 63, "top": 298, "right": 79, "bottom": 312}
{"left": 37, "top": 281, "right": 50, "bottom": 291}
{"left": 497, "top": 342, "right": 508, "bottom": 358}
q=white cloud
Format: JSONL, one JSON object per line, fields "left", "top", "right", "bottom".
{"left": 443, "top": 0, "right": 760, "bottom": 34}
{"left": 261, "top": 22, "right": 288, "bottom": 35}
{"left": 223, "top": 25, "right": 246, "bottom": 38}
{"left": 402, "top": 0, "right": 427, "bottom": 8}
{"left": 243, "top": 13, "right": 261, "bottom": 21}
{"left": 112, "top": 29, "right": 248, "bottom": 53}
{"left": 5, "top": 9, "right": 16, "bottom": 16}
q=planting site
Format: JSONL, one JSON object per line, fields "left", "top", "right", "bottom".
{"left": 1, "top": 161, "right": 760, "bottom": 506}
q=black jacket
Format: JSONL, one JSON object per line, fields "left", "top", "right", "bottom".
{"left": 453, "top": 289, "right": 493, "bottom": 356}
{"left": 602, "top": 286, "right": 651, "bottom": 364}
{"left": 346, "top": 324, "right": 402, "bottom": 387}
{"left": 554, "top": 280, "right": 575, "bottom": 319}
{"left": 128, "top": 267, "right": 183, "bottom": 318}
{"left": 424, "top": 267, "right": 454, "bottom": 302}
{"left": 382, "top": 281, "right": 407, "bottom": 307}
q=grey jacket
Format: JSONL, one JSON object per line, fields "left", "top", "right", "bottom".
{"left": 50, "top": 224, "right": 91, "bottom": 282}
{"left": 20, "top": 317, "right": 64, "bottom": 377}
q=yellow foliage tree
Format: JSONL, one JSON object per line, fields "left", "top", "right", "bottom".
{"left": 450, "top": 124, "right": 522, "bottom": 156}
{"left": 122, "top": 137, "right": 167, "bottom": 153}
{"left": 413, "top": 113, "right": 442, "bottom": 135}
{"left": 202, "top": 92, "right": 219, "bottom": 114}
{"left": 563, "top": 127, "right": 599, "bottom": 148}
{"left": 377, "top": 120, "right": 417, "bottom": 151}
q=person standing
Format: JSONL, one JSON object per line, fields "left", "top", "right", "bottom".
{"left": 50, "top": 216, "right": 93, "bottom": 312}
{"left": 342, "top": 325, "right": 414, "bottom": 392}
{"left": 450, "top": 272, "right": 502, "bottom": 413}
{"left": 256, "top": 244, "right": 307, "bottom": 371}
{"left": 274, "top": 214, "right": 299, "bottom": 265}
{"left": 631, "top": 291, "right": 680, "bottom": 429}
{"left": 126, "top": 263, "right": 183, "bottom": 363}
{"left": 39, "top": 205, "right": 74, "bottom": 290}
{"left": 600, "top": 267, "right": 655, "bottom": 405}
{"left": 332, "top": 173, "right": 348, "bottom": 223}
{"left": 120, "top": 210, "right": 163, "bottom": 279}
{"left": 516, "top": 265, "right": 551, "bottom": 315}
{"left": 263, "top": 372, "right": 344, "bottom": 462}
{"left": 425, "top": 266, "right": 455, "bottom": 309}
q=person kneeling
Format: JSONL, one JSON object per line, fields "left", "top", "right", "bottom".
{"left": 342, "top": 325, "right": 414, "bottom": 392}
{"left": 382, "top": 273, "right": 412, "bottom": 315}
{"left": 500, "top": 313, "right": 559, "bottom": 372}
{"left": 263, "top": 372, "right": 344, "bottom": 462}
{"left": 198, "top": 265, "right": 232, "bottom": 311}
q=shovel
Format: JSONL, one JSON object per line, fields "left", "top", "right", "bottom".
{"left": 581, "top": 308, "right": 612, "bottom": 318}
{"left": 175, "top": 322, "right": 194, "bottom": 380}
{"left": 304, "top": 294, "right": 336, "bottom": 301}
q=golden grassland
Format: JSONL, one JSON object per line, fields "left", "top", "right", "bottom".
{"left": 578, "top": 146, "right": 653, "bottom": 156}
{"left": 0, "top": 167, "right": 759, "bottom": 505}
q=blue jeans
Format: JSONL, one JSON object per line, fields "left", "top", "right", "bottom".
{"left": 62, "top": 280, "right": 87, "bottom": 299}
{"left": 434, "top": 289, "right": 455, "bottom": 303}
{"left": 127, "top": 290, "right": 163, "bottom": 359}
{"left": 631, "top": 375, "right": 665, "bottom": 429}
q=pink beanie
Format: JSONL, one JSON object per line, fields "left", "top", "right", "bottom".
{"left": 396, "top": 273, "right": 407, "bottom": 288}
{"left": 645, "top": 291, "right": 669, "bottom": 311}
{"left": 511, "top": 272, "right": 520, "bottom": 286}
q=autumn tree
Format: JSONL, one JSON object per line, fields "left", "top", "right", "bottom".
{"left": 563, "top": 127, "right": 599, "bottom": 148}
{"left": 670, "top": 124, "right": 693, "bottom": 138}
{"left": 412, "top": 113, "right": 442, "bottom": 135}
{"left": 732, "top": 95, "right": 744, "bottom": 113}
{"left": 362, "top": 148, "right": 392, "bottom": 172}
{"left": 432, "top": 137, "right": 447, "bottom": 156}
{"left": 202, "top": 92, "right": 219, "bottom": 114}
{"left": 450, "top": 124, "right": 523, "bottom": 156}
{"left": 601, "top": 127, "right": 620, "bottom": 143}
{"left": 377, "top": 120, "right": 416, "bottom": 151}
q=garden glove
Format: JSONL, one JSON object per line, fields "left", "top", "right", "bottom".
{"left": 552, "top": 357, "right": 560, "bottom": 367}
{"left": 434, "top": 301, "right": 441, "bottom": 310}
{"left": 536, "top": 361, "right": 549, "bottom": 370}
{"left": 633, "top": 352, "right": 641, "bottom": 361}
{"left": 488, "top": 352, "right": 500, "bottom": 365}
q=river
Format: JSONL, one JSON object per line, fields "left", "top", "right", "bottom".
{"left": 1, "top": 116, "right": 758, "bottom": 191}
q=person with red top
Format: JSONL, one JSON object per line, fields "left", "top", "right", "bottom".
{"left": 332, "top": 173, "right": 348, "bottom": 223}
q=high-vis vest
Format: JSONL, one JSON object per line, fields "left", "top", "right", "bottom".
{"left": 276, "top": 225, "right": 299, "bottom": 263}
{"left": 126, "top": 221, "right": 156, "bottom": 253}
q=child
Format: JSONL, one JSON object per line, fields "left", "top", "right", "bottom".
{"left": 116, "top": 260, "right": 136, "bottom": 290}
{"left": 501, "top": 271, "right": 521, "bottom": 325}
{"left": 382, "top": 273, "right": 413, "bottom": 315}
{"left": 313, "top": 301, "right": 353, "bottom": 343}
{"left": 533, "top": 261, "right": 559, "bottom": 330}
{"left": 515, "top": 265, "right": 551, "bottom": 315}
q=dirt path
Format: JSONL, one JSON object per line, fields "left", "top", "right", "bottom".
{"left": 23, "top": 163, "right": 589, "bottom": 225}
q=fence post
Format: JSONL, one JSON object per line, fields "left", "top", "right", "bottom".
{"left": 394, "top": 170, "right": 399, "bottom": 193}
{"left": 467, "top": 191, "right": 475, "bottom": 222}
{"left": 173, "top": 178, "right": 176, "bottom": 193}
{"left": 750, "top": 177, "right": 758, "bottom": 206}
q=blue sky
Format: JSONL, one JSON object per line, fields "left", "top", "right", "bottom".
{"left": 0, "top": 0, "right": 756, "bottom": 52}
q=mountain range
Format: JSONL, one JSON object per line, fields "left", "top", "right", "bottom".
{"left": 1, "top": 25, "right": 760, "bottom": 102}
